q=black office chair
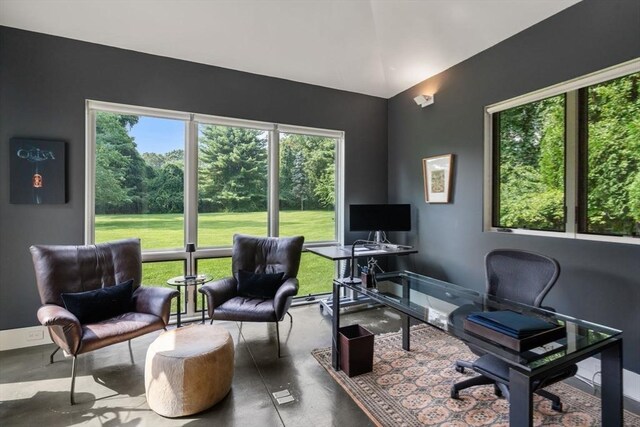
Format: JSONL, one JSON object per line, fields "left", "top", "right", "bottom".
{"left": 451, "top": 249, "right": 577, "bottom": 412}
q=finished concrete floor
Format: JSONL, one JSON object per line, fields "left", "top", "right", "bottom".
{"left": 1, "top": 303, "right": 637, "bottom": 426}
{"left": 0, "top": 303, "right": 404, "bottom": 427}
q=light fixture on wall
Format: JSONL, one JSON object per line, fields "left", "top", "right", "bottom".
{"left": 414, "top": 94, "right": 434, "bottom": 108}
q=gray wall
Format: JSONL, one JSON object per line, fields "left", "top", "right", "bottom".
{"left": 388, "top": 0, "right": 640, "bottom": 373}
{"left": 0, "top": 26, "right": 388, "bottom": 330}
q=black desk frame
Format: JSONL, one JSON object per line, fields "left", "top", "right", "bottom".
{"left": 331, "top": 278, "right": 623, "bottom": 427}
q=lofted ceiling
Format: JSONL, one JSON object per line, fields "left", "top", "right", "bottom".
{"left": 0, "top": 0, "right": 581, "bottom": 98}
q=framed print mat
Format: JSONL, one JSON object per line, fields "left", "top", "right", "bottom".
{"left": 10, "top": 138, "right": 67, "bottom": 204}
{"left": 422, "top": 154, "right": 453, "bottom": 203}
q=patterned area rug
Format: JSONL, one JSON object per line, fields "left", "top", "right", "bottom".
{"left": 312, "top": 325, "right": 640, "bottom": 426}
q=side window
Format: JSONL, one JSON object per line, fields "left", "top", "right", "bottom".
{"left": 493, "top": 95, "right": 566, "bottom": 231}
{"left": 581, "top": 72, "right": 640, "bottom": 236}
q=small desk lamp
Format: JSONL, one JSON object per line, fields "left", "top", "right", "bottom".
{"left": 185, "top": 243, "right": 196, "bottom": 279}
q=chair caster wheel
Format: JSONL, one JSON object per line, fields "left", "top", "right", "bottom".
{"left": 552, "top": 402, "right": 563, "bottom": 412}
{"left": 450, "top": 387, "right": 459, "bottom": 399}
{"left": 455, "top": 365, "right": 465, "bottom": 373}
{"left": 494, "top": 385, "right": 503, "bottom": 397}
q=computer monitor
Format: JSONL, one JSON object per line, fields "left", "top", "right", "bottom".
{"left": 349, "top": 204, "right": 411, "bottom": 243}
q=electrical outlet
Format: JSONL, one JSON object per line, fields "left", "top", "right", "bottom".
{"left": 27, "top": 330, "right": 44, "bottom": 341}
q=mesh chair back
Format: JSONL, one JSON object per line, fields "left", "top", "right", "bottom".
{"left": 485, "top": 249, "right": 560, "bottom": 307}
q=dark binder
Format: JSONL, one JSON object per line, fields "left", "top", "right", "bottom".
{"left": 464, "top": 310, "right": 566, "bottom": 352}
{"left": 467, "top": 310, "right": 557, "bottom": 338}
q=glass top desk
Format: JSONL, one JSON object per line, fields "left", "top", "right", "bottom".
{"left": 332, "top": 271, "right": 623, "bottom": 427}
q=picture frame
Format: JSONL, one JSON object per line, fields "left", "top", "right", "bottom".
{"left": 422, "top": 154, "right": 453, "bottom": 203}
{"left": 10, "top": 138, "right": 67, "bottom": 204}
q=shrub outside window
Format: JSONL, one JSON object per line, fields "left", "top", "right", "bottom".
{"left": 493, "top": 95, "right": 566, "bottom": 232}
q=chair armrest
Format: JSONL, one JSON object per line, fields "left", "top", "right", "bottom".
{"left": 133, "top": 286, "right": 179, "bottom": 326}
{"left": 274, "top": 278, "right": 299, "bottom": 320}
{"left": 199, "top": 277, "right": 237, "bottom": 317}
{"left": 37, "top": 304, "right": 82, "bottom": 355}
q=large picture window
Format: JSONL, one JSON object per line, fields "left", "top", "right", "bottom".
{"left": 279, "top": 132, "right": 336, "bottom": 241}
{"left": 197, "top": 124, "right": 269, "bottom": 246}
{"left": 485, "top": 59, "right": 640, "bottom": 244}
{"left": 87, "top": 102, "right": 344, "bottom": 317}
{"left": 94, "top": 113, "right": 185, "bottom": 250}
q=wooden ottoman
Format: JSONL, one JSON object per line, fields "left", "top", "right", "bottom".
{"left": 145, "top": 324, "right": 234, "bottom": 417}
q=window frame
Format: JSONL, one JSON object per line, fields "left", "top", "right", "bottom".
{"left": 85, "top": 100, "right": 344, "bottom": 267}
{"left": 483, "top": 58, "right": 640, "bottom": 245}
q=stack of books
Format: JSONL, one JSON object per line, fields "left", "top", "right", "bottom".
{"left": 464, "top": 310, "right": 565, "bottom": 352}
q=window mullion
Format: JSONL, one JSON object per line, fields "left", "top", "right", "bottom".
{"left": 85, "top": 107, "right": 97, "bottom": 244}
{"left": 185, "top": 116, "right": 198, "bottom": 267}
{"left": 565, "top": 91, "right": 579, "bottom": 236}
{"left": 268, "top": 126, "right": 280, "bottom": 237}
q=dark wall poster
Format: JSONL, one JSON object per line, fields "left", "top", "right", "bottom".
{"left": 10, "top": 138, "right": 66, "bottom": 204}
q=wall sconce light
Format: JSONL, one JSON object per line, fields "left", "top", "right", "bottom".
{"left": 414, "top": 94, "right": 435, "bottom": 108}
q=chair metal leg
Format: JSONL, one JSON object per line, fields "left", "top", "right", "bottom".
{"left": 276, "top": 321, "right": 281, "bottom": 358}
{"left": 70, "top": 356, "right": 77, "bottom": 405}
{"left": 286, "top": 312, "right": 293, "bottom": 323}
{"left": 128, "top": 340, "right": 134, "bottom": 364}
{"left": 50, "top": 346, "right": 60, "bottom": 364}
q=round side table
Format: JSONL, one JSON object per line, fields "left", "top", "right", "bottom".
{"left": 166, "top": 274, "right": 213, "bottom": 327}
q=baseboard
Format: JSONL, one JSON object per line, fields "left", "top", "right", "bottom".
{"left": 576, "top": 357, "right": 640, "bottom": 403}
{"left": 0, "top": 325, "right": 53, "bottom": 351}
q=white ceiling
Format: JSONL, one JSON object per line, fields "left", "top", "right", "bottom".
{"left": 0, "top": 0, "right": 580, "bottom": 98}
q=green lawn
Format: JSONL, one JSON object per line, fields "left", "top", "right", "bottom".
{"left": 96, "top": 211, "right": 336, "bottom": 303}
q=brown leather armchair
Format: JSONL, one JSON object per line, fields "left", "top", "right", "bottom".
{"left": 30, "top": 238, "right": 178, "bottom": 405}
{"left": 199, "top": 234, "right": 304, "bottom": 357}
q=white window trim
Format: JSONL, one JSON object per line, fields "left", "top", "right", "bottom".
{"left": 85, "top": 100, "right": 345, "bottom": 262}
{"left": 483, "top": 58, "right": 640, "bottom": 245}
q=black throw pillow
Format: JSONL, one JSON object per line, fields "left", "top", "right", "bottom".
{"left": 61, "top": 279, "right": 134, "bottom": 324}
{"left": 237, "top": 270, "right": 285, "bottom": 299}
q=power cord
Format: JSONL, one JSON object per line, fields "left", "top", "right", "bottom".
{"left": 591, "top": 371, "right": 601, "bottom": 396}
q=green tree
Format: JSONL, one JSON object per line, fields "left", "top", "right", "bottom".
{"left": 147, "top": 163, "right": 184, "bottom": 213}
{"left": 198, "top": 126, "right": 267, "bottom": 212}
{"left": 586, "top": 73, "right": 640, "bottom": 235}
{"left": 95, "top": 143, "right": 131, "bottom": 212}
{"left": 95, "top": 112, "right": 148, "bottom": 214}
{"left": 279, "top": 134, "right": 335, "bottom": 210}
{"left": 143, "top": 149, "right": 184, "bottom": 169}
{"left": 498, "top": 95, "right": 565, "bottom": 230}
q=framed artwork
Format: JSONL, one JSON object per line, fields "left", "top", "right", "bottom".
{"left": 10, "top": 138, "right": 67, "bottom": 204}
{"left": 422, "top": 154, "right": 453, "bottom": 203}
